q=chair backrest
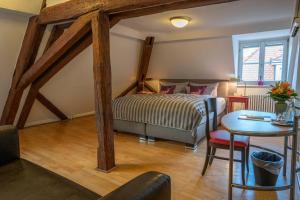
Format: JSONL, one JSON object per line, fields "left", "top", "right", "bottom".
{"left": 204, "top": 98, "right": 218, "bottom": 141}
{"left": 0, "top": 126, "right": 20, "bottom": 166}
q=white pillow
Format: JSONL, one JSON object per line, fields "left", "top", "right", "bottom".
{"left": 189, "top": 82, "right": 219, "bottom": 97}
{"left": 160, "top": 81, "right": 189, "bottom": 94}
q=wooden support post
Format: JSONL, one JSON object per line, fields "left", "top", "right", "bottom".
{"left": 137, "top": 37, "right": 155, "bottom": 92}
{"left": 36, "top": 92, "right": 68, "bottom": 120}
{"left": 17, "top": 26, "right": 92, "bottom": 129}
{"left": 92, "top": 12, "right": 115, "bottom": 172}
{"left": 0, "top": 16, "right": 46, "bottom": 125}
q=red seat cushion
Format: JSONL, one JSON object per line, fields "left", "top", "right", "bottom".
{"left": 209, "top": 130, "right": 249, "bottom": 148}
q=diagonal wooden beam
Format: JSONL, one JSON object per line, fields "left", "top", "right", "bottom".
{"left": 0, "top": 16, "right": 46, "bottom": 125}
{"left": 109, "top": 16, "right": 121, "bottom": 28}
{"left": 144, "top": 82, "right": 157, "bottom": 93}
{"left": 17, "top": 86, "right": 39, "bottom": 129}
{"left": 117, "top": 36, "right": 155, "bottom": 97}
{"left": 12, "top": 16, "right": 46, "bottom": 90}
{"left": 92, "top": 11, "right": 115, "bottom": 172}
{"left": 36, "top": 92, "right": 68, "bottom": 120}
{"left": 35, "top": 32, "right": 93, "bottom": 89}
{"left": 17, "top": 17, "right": 114, "bottom": 128}
{"left": 43, "top": 23, "right": 72, "bottom": 53}
{"left": 116, "top": 81, "right": 138, "bottom": 98}
{"left": 17, "top": 24, "right": 73, "bottom": 129}
{"left": 137, "top": 37, "right": 155, "bottom": 91}
{"left": 17, "top": 12, "right": 95, "bottom": 91}
{"left": 39, "top": 0, "right": 239, "bottom": 24}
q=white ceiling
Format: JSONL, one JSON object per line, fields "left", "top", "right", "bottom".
{"left": 120, "top": 0, "right": 296, "bottom": 36}
{"left": 1, "top": 0, "right": 294, "bottom": 42}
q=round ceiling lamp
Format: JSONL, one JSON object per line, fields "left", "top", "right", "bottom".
{"left": 170, "top": 16, "right": 191, "bottom": 28}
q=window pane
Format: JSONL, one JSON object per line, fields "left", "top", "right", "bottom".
{"left": 242, "top": 64, "right": 259, "bottom": 81}
{"left": 264, "top": 45, "right": 284, "bottom": 81}
{"left": 241, "top": 46, "right": 260, "bottom": 81}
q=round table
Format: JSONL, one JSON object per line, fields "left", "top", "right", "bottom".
{"left": 221, "top": 110, "right": 298, "bottom": 200}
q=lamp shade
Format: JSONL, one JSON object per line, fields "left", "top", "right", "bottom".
{"left": 170, "top": 16, "right": 191, "bottom": 28}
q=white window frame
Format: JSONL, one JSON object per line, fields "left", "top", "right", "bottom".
{"left": 238, "top": 37, "right": 289, "bottom": 85}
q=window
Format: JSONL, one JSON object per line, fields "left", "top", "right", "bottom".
{"left": 238, "top": 38, "right": 289, "bottom": 85}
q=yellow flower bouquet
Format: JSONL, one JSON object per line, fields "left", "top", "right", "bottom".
{"left": 268, "top": 82, "right": 297, "bottom": 103}
{"left": 268, "top": 82, "right": 297, "bottom": 121}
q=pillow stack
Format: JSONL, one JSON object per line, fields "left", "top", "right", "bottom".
{"left": 159, "top": 80, "right": 219, "bottom": 97}
{"left": 159, "top": 81, "right": 189, "bottom": 94}
{"left": 188, "top": 82, "right": 219, "bottom": 97}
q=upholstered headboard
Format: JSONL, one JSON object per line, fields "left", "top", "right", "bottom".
{"left": 146, "top": 79, "right": 232, "bottom": 98}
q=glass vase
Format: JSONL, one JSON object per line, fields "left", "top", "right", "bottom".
{"left": 275, "top": 101, "right": 287, "bottom": 121}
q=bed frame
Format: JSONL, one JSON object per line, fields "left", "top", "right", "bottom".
{"left": 113, "top": 79, "right": 231, "bottom": 149}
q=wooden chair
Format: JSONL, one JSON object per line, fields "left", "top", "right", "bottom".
{"left": 201, "top": 98, "right": 250, "bottom": 185}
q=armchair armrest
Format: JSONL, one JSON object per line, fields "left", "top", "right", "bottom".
{"left": 101, "top": 171, "right": 171, "bottom": 200}
{"left": 0, "top": 126, "right": 20, "bottom": 166}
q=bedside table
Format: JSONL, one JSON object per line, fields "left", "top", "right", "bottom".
{"left": 227, "top": 96, "right": 249, "bottom": 113}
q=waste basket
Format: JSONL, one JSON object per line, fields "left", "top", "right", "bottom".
{"left": 251, "top": 151, "right": 283, "bottom": 186}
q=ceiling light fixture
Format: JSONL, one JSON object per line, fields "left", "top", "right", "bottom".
{"left": 170, "top": 16, "right": 191, "bottom": 28}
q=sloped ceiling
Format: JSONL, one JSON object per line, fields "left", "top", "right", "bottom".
{"left": 0, "top": 0, "right": 296, "bottom": 42}
{"left": 0, "top": 0, "right": 42, "bottom": 14}
{"left": 121, "top": 0, "right": 295, "bottom": 33}
{"left": 119, "top": 0, "right": 296, "bottom": 41}
{"left": 47, "top": 0, "right": 67, "bottom": 7}
{"left": 47, "top": 0, "right": 296, "bottom": 41}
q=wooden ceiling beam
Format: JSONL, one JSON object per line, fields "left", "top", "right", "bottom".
{"left": 104, "top": 0, "right": 237, "bottom": 14}
{"left": 109, "top": 0, "right": 238, "bottom": 21}
{"left": 39, "top": 0, "right": 239, "bottom": 25}
{"left": 39, "top": 0, "right": 103, "bottom": 24}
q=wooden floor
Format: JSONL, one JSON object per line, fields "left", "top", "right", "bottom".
{"left": 20, "top": 116, "right": 299, "bottom": 200}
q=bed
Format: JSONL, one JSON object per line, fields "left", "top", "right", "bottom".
{"left": 113, "top": 79, "right": 230, "bottom": 149}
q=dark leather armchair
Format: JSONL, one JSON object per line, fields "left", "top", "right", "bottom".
{"left": 0, "top": 126, "right": 171, "bottom": 200}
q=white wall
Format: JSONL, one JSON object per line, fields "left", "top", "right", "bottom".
{"left": 0, "top": 9, "right": 142, "bottom": 127}
{"left": 0, "top": 10, "right": 30, "bottom": 121}
{"left": 148, "top": 37, "right": 235, "bottom": 80}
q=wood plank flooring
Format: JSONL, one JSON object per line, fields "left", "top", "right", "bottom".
{"left": 20, "top": 116, "right": 299, "bottom": 200}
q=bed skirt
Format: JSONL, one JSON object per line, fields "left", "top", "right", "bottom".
{"left": 113, "top": 112, "right": 225, "bottom": 147}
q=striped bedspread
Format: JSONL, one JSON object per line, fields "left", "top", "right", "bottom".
{"left": 112, "top": 94, "right": 208, "bottom": 131}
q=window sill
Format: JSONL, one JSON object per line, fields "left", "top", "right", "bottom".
{"left": 237, "top": 85, "right": 271, "bottom": 88}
